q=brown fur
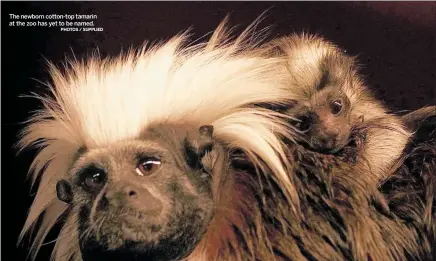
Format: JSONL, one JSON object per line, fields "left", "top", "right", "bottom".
{"left": 189, "top": 115, "right": 436, "bottom": 261}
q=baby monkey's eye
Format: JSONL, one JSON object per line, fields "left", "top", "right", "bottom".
{"left": 81, "top": 167, "right": 106, "bottom": 190}
{"left": 136, "top": 158, "right": 162, "bottom": 176}
{"left": 330, "top": 100, "right": 343, "bottom": 115}
{"left": 292, "top": 116, "right": 311, "bottom": 132}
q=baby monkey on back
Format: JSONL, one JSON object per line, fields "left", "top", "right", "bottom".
{"left": 259, "top": 34, "right": 411, "bottom": 185}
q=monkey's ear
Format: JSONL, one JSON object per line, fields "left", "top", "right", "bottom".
{"left": 56, "top": 179, "right": 73, "bottom": 204}
{"left": 184, "top": 125, "right": 215, "bottom": 170}
{"left": 358, "top": 115, "right": 364, "bottom": 123}
{"left": 198, "top": 125, "right": 214, "bottom": 154}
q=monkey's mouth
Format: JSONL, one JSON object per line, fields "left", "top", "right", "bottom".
{"left": 304, "top": 141, "right": 345, "bottom": 155}
{"left": 80, "top": 208, "right": 211, "bottom": 261}
{"left": 121, "top": 221, "right": 163, "bottom": 241}
{"left": 326, "top": 135, "right": 364, "bottom": 163}
{"left": 120, "top": 210, "right": 166, "bottom": 225}
{"left": 83, "top": 206, "right": 171, "bottom": 250}
{"left": 307, "top": 131, "right": 355, "bottom": 155}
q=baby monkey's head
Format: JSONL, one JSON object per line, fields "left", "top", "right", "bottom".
{"left": 56, "top": 124, "right": 224, "bottom": 261}
{"left": 259, "top": 34, "right": 372, "bottom": 154}
{"left": 286, "top": 86, "right": 355, "bottom": 153}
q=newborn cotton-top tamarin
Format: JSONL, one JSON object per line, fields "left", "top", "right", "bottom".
{"left": 258, "top": 34, "right": 412, "bottom": 184}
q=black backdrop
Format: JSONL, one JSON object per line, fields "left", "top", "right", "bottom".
{"left": 2, "top": 2, "right": 435, "bottom": 261}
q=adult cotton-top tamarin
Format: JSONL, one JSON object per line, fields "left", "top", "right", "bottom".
{"left": 16, "top": 18, "right": 435, "bottom": 261}
{"left": 257, "top": 34, "right": 412, "bottom": 185}
{"left": 16, "top": 19, "right": 300, "bottom": 261}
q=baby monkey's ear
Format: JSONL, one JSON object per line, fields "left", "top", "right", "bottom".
{"left": 184, "top": 125, "right": 215, "bottom": 170}
{"left": 56, "top": 179, "right": 73, "bottom": 204}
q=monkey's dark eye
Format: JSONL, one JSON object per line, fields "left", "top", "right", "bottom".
{"left": 292, "top": 116, "right": 311, "bottom": 132}
{"left": 136, "top": 158, "right": 161, "bottom": 176}
{"left": 81, "top": 168, "right": 106, "bottom": 190}
{"left": 330, "top": 100, "right": 343, "bottom": 115}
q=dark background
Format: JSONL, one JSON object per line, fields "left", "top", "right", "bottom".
{"left": 2, "top": 2, "right": 435, "bottom": 261}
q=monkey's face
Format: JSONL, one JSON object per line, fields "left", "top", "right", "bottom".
{"left": 65, "top": 125, "right": 219, "bottom": 261}
{"left": 287, "top": 87, "right": 353, "bottom": 154}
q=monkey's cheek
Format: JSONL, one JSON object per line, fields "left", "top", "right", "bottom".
{"left": 335, "top": 134, "right": 353, "bottom": 151}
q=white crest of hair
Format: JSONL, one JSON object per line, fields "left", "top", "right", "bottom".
{"left": 16, "top": 16, "right": 300, "bottom": 261}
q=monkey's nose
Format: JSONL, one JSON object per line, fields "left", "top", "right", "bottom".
{"left": 123, "top": 185, "right": 163, "bottom": 215}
